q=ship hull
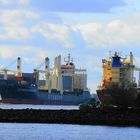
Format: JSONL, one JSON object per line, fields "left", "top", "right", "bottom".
{"left": 97, "top": 87, "right": 138, "bottom": 106}
{"left": 0, "top": 98, "right": 85, "bottom": 105}
{"left": 0, "top": 87, "right": 90, "bottom": 105}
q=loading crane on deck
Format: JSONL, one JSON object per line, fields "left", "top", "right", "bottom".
{"left": 0, "top": 57, "right": 22, "bottom": 80}
{"left": 34, "top": 57, "right": 50, "bottom": 92}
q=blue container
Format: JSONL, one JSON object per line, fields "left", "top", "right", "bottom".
{"left": 0, "top": 74, "right": 4, "bottom": 79}
{"left": 62, "top": 76, "right": 72, "bottom": 91}
{"left": 112, "top": 56, "right": 121, "bottom": 67}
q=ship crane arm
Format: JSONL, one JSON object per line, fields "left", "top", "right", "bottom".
{"left": 37, "top": 70, "right": 45, "bottom": 73}
{"left": 0, "top": 57, "right": 22, "bottom": 80}
{"left": 1, "top": 69, "right": 17, "bottom": 74}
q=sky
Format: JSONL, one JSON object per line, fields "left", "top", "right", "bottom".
{"left": 0, "top": 0, "right": 140, "bottom": 93}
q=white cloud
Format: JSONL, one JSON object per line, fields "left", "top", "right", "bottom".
{"left": 32, "top": 23, "right": 72, "bottom": 48}
{"left": 0, "top": 8, "right": 73, "bottom": 47}
{"left": 0, "top": 27, "right": 31, "bottom": 39}
{"left": 32, "top": 23, "right": 68, "bottom": 40}
{"left": 0, "top": 9, "right": 39, "bottom": 25}
{"left": 0, "top": 47, "right": 15, "bottom": 58}
{"left": 0, "top": 9, "right": 39, "bottom": 40}
{"left": 86, "top": 55, "right": 102, "bottom": 73}
{"left": 73, "top": 13, "right": 140, "bottom": 47}
{"left": 1, "top": 1, "right": 140, "bottom": 51}
{"left": 0, "top": 0, "right": 30, "bottom": 4}
{"left": 0, "top": 45, "right": 47, "bottom": 59}
{"left": 19, "top": 0, "right": 30, "bottom": 4}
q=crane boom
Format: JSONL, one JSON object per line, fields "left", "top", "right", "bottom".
{"left": 0, "top": 57, "right": 22, "bottom": 80}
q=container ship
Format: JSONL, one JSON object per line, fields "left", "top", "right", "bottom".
{"left": 97, "top": 52, "right": 140, "bottom": 107}
{"left": 0, "top": 54, "right": 90, "bottom": 105}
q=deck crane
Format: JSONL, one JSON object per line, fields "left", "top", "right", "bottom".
{"left": 0, "top": 57, "right": 22, "bottom": 80}
{"left": 34, "top": 57, "right": 50, "bottom": 92}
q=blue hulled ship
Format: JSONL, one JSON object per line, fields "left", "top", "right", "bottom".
{"left": 0, "top": 54, "right": 90, "bottom": 105}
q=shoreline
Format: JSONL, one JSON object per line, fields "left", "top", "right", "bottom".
{"left": 0, "top": 108, "right": 140, "bottom": 126}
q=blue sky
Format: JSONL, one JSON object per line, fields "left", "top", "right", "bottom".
{"left": 0, "top": 0, "right": 140, "bottom": 93}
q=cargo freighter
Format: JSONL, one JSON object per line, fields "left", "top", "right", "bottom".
{"left": 97, "top": 52, "right": 139, "bottom": 107}
{"left": 0, "top": 54, "right": 90, "bottom": 105}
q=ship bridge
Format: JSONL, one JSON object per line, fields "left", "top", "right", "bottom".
{"left": 33, "top": 54, "right": 88, "bottom": 94}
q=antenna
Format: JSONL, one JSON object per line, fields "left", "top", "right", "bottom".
{"left": 71, "top": 58, "right": 73, "bottom": 63}
{"left": 68, "top": 53, "right": 70, "bottom": 63}
{"left": 64, "top": 53, "right": 73, "bottom": 64}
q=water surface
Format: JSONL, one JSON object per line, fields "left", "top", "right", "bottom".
{"left": 0, "top": 103, "right": 79, "bottom": 110}
{"left": 0, "top": 123, "right": 140, "bottom": 140}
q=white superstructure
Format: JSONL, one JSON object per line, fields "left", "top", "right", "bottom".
{"left": 35, "top": 54, "right": 88, "bottom": 94}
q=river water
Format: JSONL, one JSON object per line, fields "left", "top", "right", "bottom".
{"left": 0, "top": 123, "right": 140, "bottom": 140}
{"left": 0, "top": 103, "right": 79, "bottom": 110}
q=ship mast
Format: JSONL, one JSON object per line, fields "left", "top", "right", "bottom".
{"left": 64, "top": 53, "right": 73, "bottom": 65}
